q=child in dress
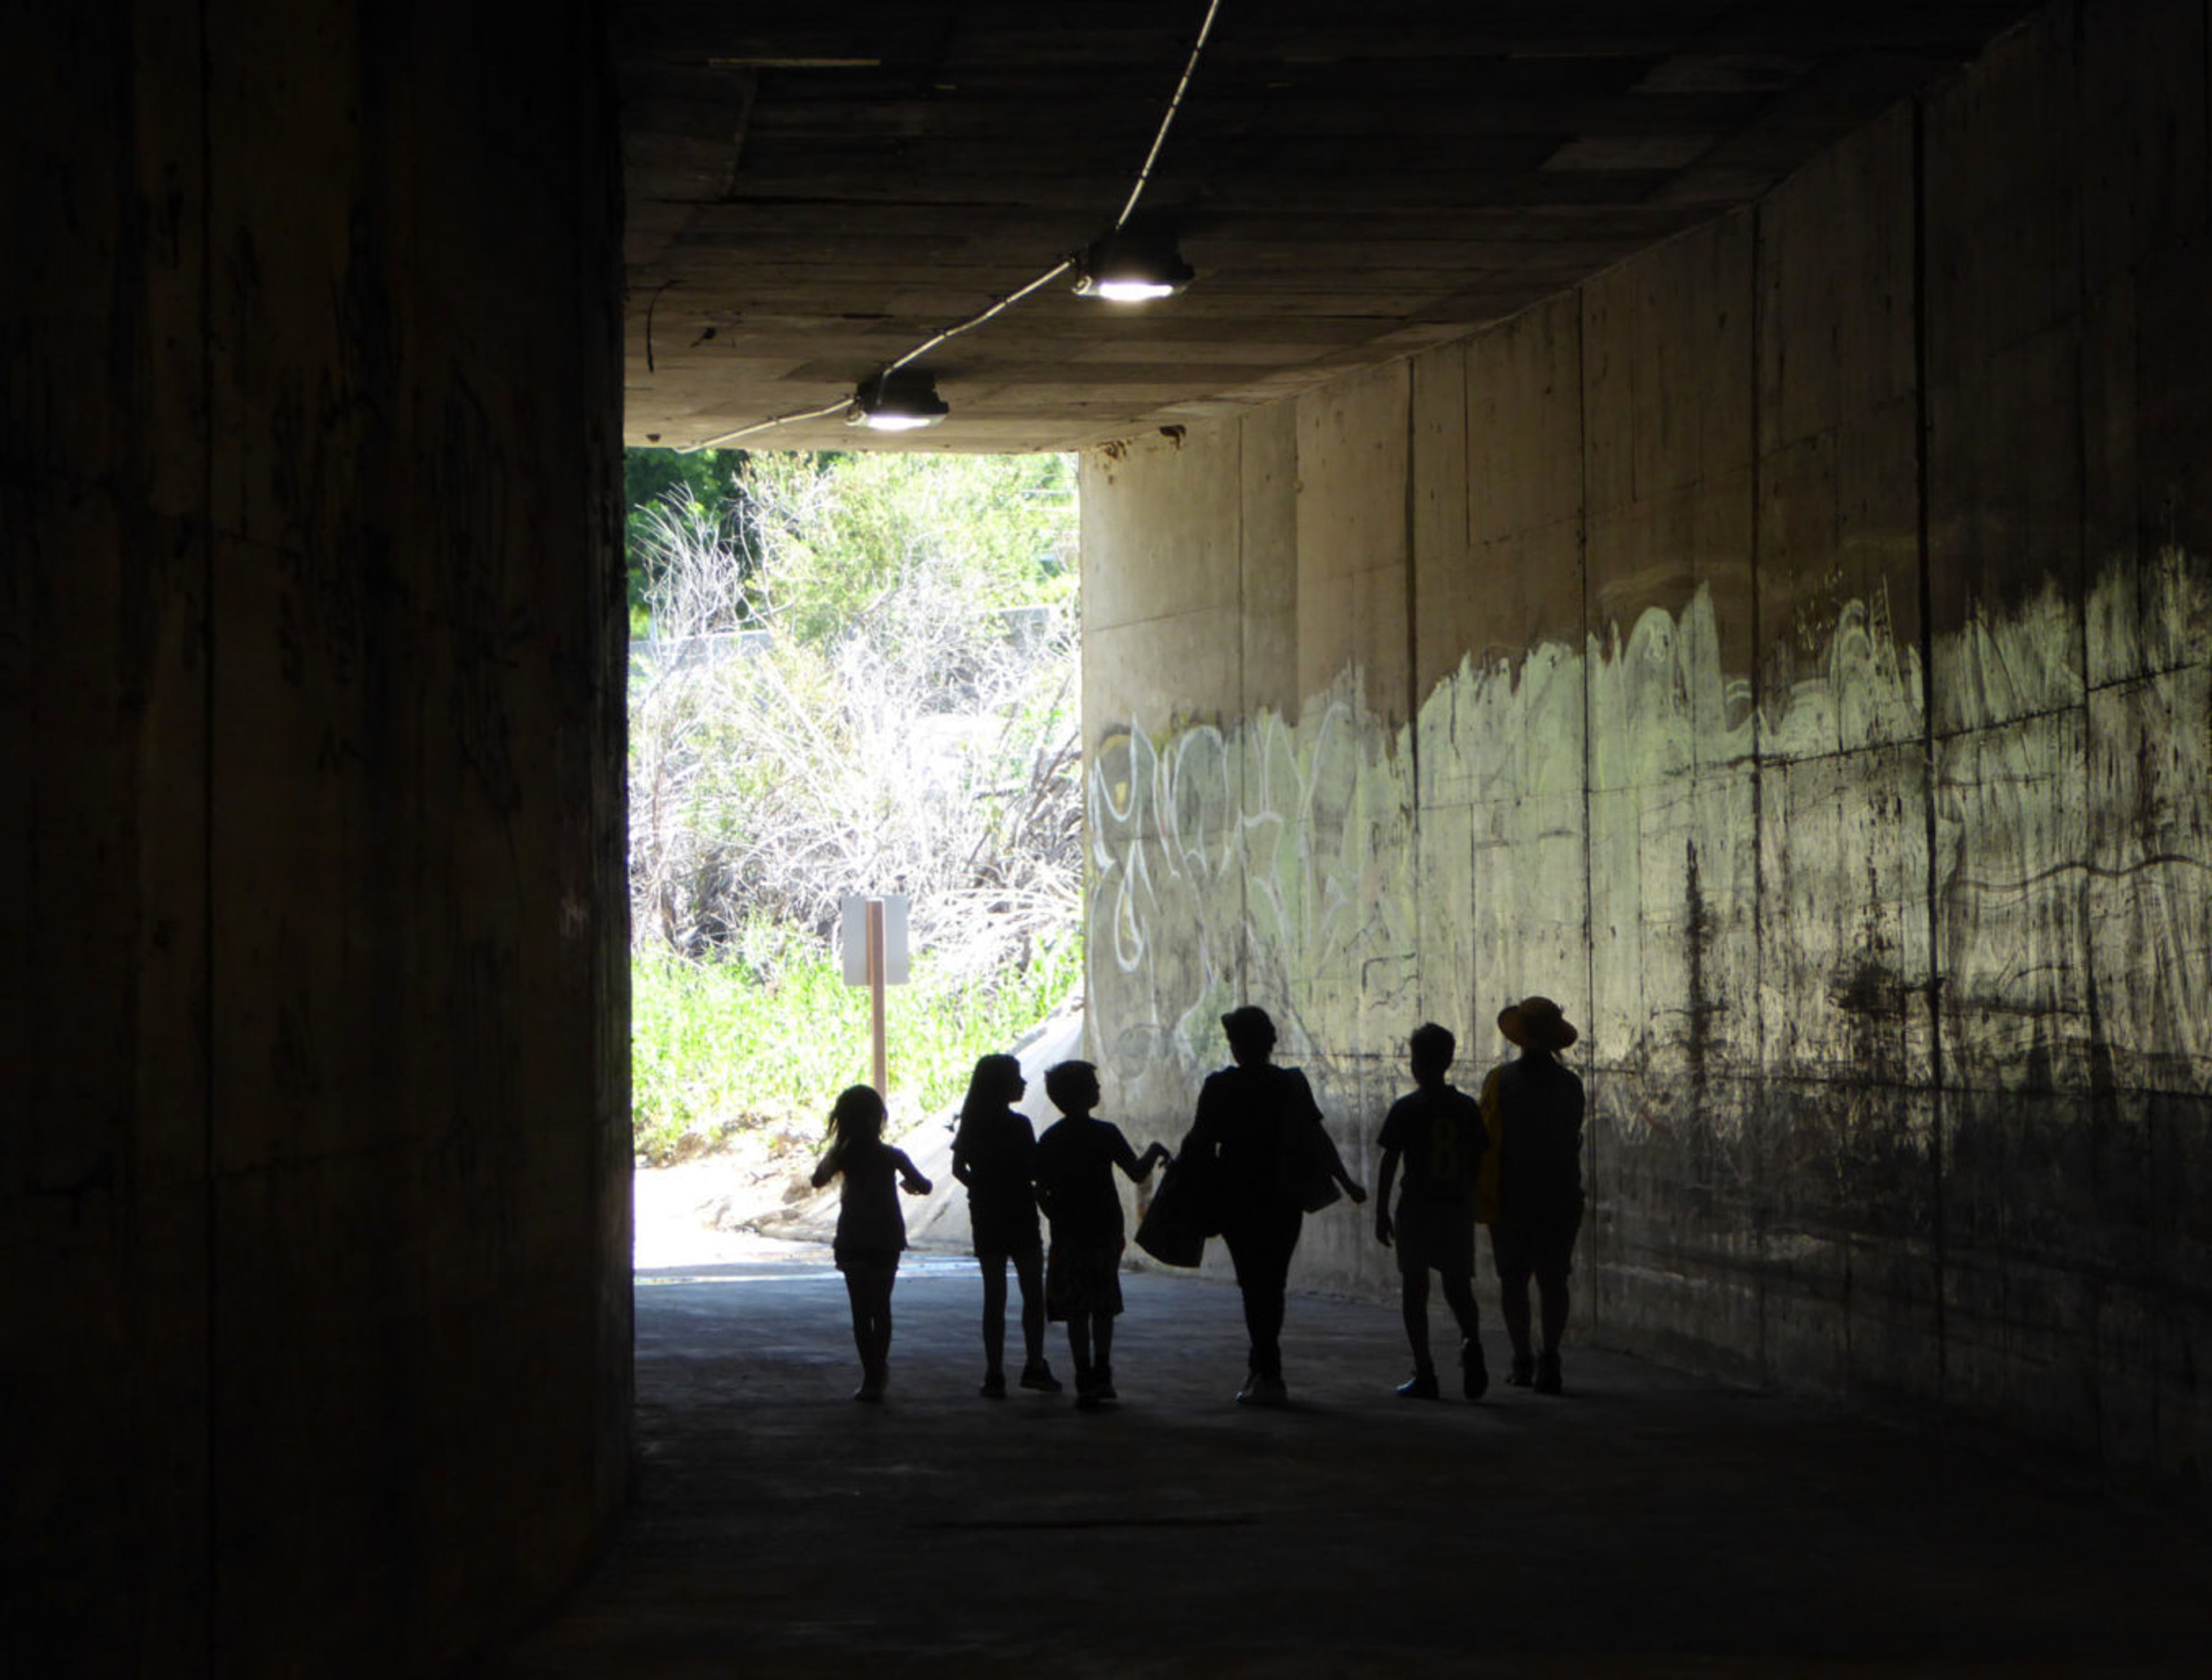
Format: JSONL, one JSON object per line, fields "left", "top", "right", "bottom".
{"left": 810, "top": 1084, "right": 932, "bottom": 1402}
{"left": 950, "top": 1054, "right": 1060, "bottom": 1398}
{"left": 1031, "top": 1061, "right": 1170, "bottom": 1409}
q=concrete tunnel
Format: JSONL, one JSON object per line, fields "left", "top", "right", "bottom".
{"left": 7, "top": 0, "right": 2210, "bottom": 1672}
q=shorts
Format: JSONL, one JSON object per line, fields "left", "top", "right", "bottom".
{"left": 834, "top": 1242, "right": 902, "bottom": 1277}
{"left": 1392, "top": 1196, "right": 1476, "bottom": 1279}
{"left": 975, "top": 1238, "right": 1043, "bottom": 1270}
{"left": 1044, "top": 1239, "right": 1125, "bottom": 1322}
{"left": 1488, "top": 1208, "right": 1583, "bottom": 1287}
{"left": 969, "top": 1195, "right": 1041, "bottom": 1259}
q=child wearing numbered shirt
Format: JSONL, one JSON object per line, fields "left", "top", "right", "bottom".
{"left": 810, "top": 1084, "right": 932, "bottom": 1402}
{"left": 1374, "top": 1023, "right": 1490, "bottom": 1401}
{"left": 1031, "top": 1060, "right": 1170, "bottom": 1410}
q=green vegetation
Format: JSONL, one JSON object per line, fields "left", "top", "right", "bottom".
{"left": 630, "top": 925, "right": 1084, "bottom": 1163}
{"left": 626, "top": 446, "right": 1082, "bottom": 1161}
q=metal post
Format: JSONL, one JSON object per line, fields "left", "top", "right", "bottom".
{"left": 865, "top": 897, "right": 888, "bottom": 1097}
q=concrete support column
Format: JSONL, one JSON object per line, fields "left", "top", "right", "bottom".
{"left": 2, "top": 4, "right": 630, "bottom": 1673}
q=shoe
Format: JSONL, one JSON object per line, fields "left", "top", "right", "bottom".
{"left": 1018, "top": 1361, "right": 1063, "bottom": 1394}
{"left": 854, "top": 1372, "right": 885, "bottom": 1403}
{"left": 1236, "top": 1372, "right": 1289, "bottom": 1407}
{"left": 1505, "top": 1354, "right": 1535, "bottom": 1388}
{"left": 1093, "top": 1363, "right": 1118, "bottom": 1402}
{"left": 1461, "top": 1338, "right": 1489, "bottom": 1402}
{"left": 980, "top": 1369, "right": 1007, "bottom": 1399}
{"left": 1073, "top": 1367, "right": 1101, "bottom": 1410}
{"left": 1534, "top": 1350, "right": 1563, "bottom": 1395}
{"left": 1396, "top": 1367, "right": 1440, "bottom": 1399}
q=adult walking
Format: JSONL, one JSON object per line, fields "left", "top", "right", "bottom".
{"left": 1182, "top": 1006, "right": 1366, "bottom": 1405}
{"left": 1483, "top": 996, "right": 1585, "bottom": 1394}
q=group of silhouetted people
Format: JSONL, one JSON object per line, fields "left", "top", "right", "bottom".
{"left": 808, "top": 996, "right": 1585, "bottom": 1408}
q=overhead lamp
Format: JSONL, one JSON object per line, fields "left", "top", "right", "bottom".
{"left": 847, "top": 368, "right": 949, "bottom": 430}
{"left": 1073, "top": 228, "right": 1195, "bottom": 302}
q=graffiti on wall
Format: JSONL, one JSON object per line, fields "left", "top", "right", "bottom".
{"left": 1088, "top": 558, "right": 2212, "bottom": 1148}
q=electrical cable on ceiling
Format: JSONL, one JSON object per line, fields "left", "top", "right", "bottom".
{"left": 680, "top": 0, "right": 1223, "bottom": 452}
{"left": 1113, "top": 0, "right": 1221, "bottom": 232}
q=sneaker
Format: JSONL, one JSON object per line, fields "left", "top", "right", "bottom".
{"left": 980, "top": 1369, "right": 1007, "bottom": 1399}
{"left": 1505, "top": 1354, "right": 1535, "bottom": 1388}
{"left": 1396, "top": 1367, "right": 1440, "bottom": 1399}
{"left": 1534, "top": 1350, "right": 1563, "bottom": 1395}
{"left": 1018, "top": 1361, "right": 1064, "bottom": 1394}
{"left": 1093, "top": 1363, "right": 1118, "bottom": 1402}
{"left": 1236, "top": 1372, "right": 1289, "bottom": 1407}
{"left": 1073, "top": 1368, "right": 1101, "bottom": 1411}
{"left": 1461, "top": 1338, "right": 1489, "bottom": 1402}
{"left": 854, "top": 1372, "right": 885, "bottom": 1403}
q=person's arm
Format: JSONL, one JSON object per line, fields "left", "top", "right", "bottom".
{"left": 891, "top": 1148, "right": 932, "bottom": 1196}
{"left": 1124, "top": 1140, "right": 1172, "bottom": 1180}
{"left": 949, "top": 1130, "right": 975, "bottom": 1189}
{"left": 1374, "top": 1144, "right": 1400, "bottom": 1244}
{"left": 1187, "top": 1069, "right": 1237, "bottom": 1161}
{"left": 809, "top": 1142, "right": 843, "bottom": 1189}
{"left": 1294, "top": 1072, "right": 1366, "bottom": 1204}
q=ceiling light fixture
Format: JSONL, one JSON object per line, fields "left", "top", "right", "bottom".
{"left": 678, "top": 0, "right": 1222, "bottom": 450}
{"left": 1074, "top": 228, "right": 1196, "bottom": 301}
{"left": 847, "top": 367, "right": 950, "bottom": 430}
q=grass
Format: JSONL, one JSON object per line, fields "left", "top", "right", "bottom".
{"left": 631, "top": 924, "right": 1084, "bottom": 1163}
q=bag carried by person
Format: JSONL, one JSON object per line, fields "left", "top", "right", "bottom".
{"left": 1134, "top": 1149, "right": 1217, "bottom": 1268}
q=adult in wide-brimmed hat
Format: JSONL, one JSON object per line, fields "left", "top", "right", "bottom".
{"left": 1180, "top": 1005, "right": 1367, "bottom": 1406}
{"left": 1498, "top": 996, "right": 1578, "bottom": 1054}
{"left": 1480, "top": 995, "right": 1585, "bottom": 1394}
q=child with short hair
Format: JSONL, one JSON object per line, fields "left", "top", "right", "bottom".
{"left": 1031, "top": 1061, "right": 1170, "bottom": 1409}
{"left": 810, "top": 1084, "right": 932, "bottom": 1402}
{"left": 1374, "top": 1023, "right": 1490, "bottom": 1401}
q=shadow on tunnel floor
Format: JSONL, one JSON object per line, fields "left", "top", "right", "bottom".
{"left": 482, "top": 1240, "right": 2212, "bottom": 1679}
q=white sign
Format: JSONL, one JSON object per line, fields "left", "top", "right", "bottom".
{"left": 838, "top": 895, "right": 911, "bottom": 985}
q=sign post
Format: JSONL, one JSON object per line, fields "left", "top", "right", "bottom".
{"left": 840, "top": 894, "right": 910, "bottom": 1098}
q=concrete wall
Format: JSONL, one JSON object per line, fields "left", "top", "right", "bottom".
{"left": 2, "top": 5, "right": 630, "bottom": 1674}
{"left": 1082, "top": 0, "right": 2211, "bottom": 1490}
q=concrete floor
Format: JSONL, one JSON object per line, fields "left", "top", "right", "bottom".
{"left": 485, "top": 1240, "right": 2212, "bottom": 1678}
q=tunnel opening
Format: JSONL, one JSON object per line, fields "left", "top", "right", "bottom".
{"left": 620, "top": 445, "right": 1088, "bottom": 1267}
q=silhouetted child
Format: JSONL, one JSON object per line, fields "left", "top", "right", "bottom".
{"left": 1031, "top": 1060, "right": 1169, "bottom": 1409}
{"left": 950, "top": 1053, "right": 1060, "bottom": 1398}
{"left": 810, "top": 1084, "right": 931, "bottom": 1402}
{"left": 1374, "top": 1023, "right": 1489, "bottom": 1401}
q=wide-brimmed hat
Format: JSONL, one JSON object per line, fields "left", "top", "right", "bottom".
{"left": 1220, "top": 1005, "right": 1278, "bottom": 1048}
{"left": 1498, "top": 996, "right": 1577, "bottom": 1051}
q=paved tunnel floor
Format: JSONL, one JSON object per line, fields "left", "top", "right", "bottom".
{"left": 486, "top": 1240, "right": 2212, "bottom": 1679}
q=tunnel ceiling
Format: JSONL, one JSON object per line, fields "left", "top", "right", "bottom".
{"left": 619, "top": 1, "right": 2034, "bottom": 453}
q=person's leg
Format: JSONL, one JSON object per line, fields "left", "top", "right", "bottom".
{"left": 846, "top": 1268, "right": 893, "bottom": 1399}
{"left": 1399, "top": 1266, "right": 1433, "bottom": 1368}
{"left": 978, "top": 1253, "right": 1008, "bottom": 1393}
{"left": 869, "top": 1270, "right": 896, "bottom": 1375}
{"left": 1533, "top": 1209, "right": 1581, "bottom": 1393}
{"left": 1090, "top": 1311, "right": 1116, "bottom": 1397}
{"left": 1237, "top": 1210, "right": 1300, "bottom": 1388}
{"left": 1440, "top": 1270, "right": 1480, "bottom": 1343}
{"left": 1441, "top": 1269, "right": 1487, "bottom": 1399}
{"left": 1012, "top": 1246, "right": 1049, "bottom": 1371}
{"left": 1067, "top": 1313, "right": 1094, "bottom": 1398}
{"left": 1491, "top": 1226, "right": 1535, "bottom": 1383}
{"left": 842, "top": 1273, "right": 872, "bottom": 1369}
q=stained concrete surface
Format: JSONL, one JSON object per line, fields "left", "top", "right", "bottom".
{"left": 487, "top": 1242, "right": 2212, "bottom": 1679}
